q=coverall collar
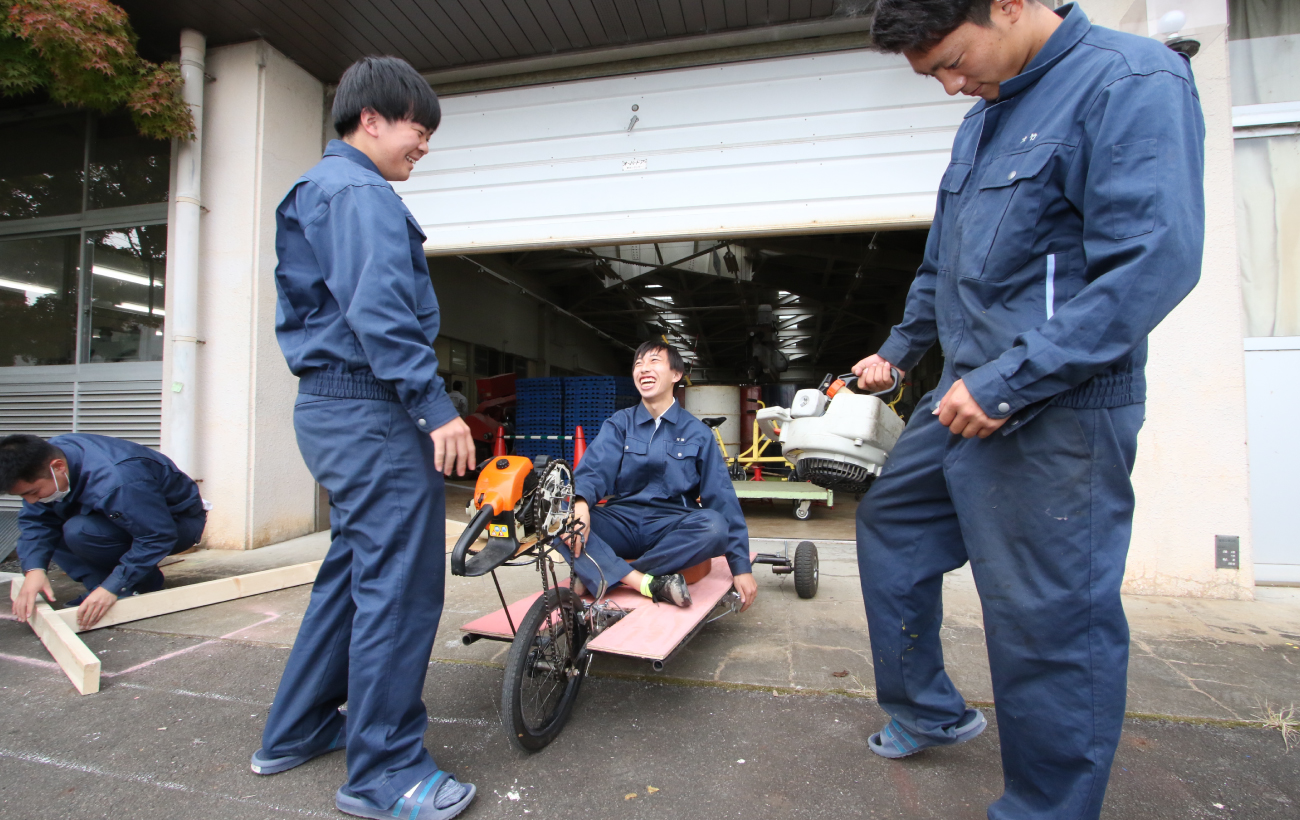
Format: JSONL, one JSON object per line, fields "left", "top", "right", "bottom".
{"left": 633, "top": 399, "right": 682, "bottom": 428}
{"left": 323, "top": 139, "right": 386, "bottom": 178}
{"left": 964, "top": 2, "right": 1088, "bottom": 119}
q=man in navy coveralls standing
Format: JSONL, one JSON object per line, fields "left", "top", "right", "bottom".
{"left": 851, "top": 3, "right": 1204, "bottom": 819}
{"left": 250, "top": 57, "right": 476, "bottom": 820}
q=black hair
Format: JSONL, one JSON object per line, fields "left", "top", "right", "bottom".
{"left": 0, "top": 435, "right": 61, "bottom": 492}
{"left": 633, "top": 340, "right": 685, "bottom": 376}
{"left": 871, "top": 0, "right": 1012, "bottom": 54}
{"left": 452, "top": 381, "right": 463, "bottom": 390}
{"left": 332, "top": 56, "right": 441, "bottom": 138}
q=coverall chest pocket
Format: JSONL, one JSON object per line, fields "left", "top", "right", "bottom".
{"left": 665, "top": 442, "right": 701, "bottom": 496}
{"left": 960, "top": 144, "right": 1056, "bottom": 282}
{"left": 615, "top": 437, "right": 650, "bottom": 495}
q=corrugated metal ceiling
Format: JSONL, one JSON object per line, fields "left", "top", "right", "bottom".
{"left": 117, "top": 0, "right": 850, "bottom": 83}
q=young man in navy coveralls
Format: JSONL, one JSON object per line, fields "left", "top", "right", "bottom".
{"left": 4, "top": 433, "right": 207, "bottom": 630}
{"left": 563, "top": 342, "right": 758, "bottom": 612}
{"left": 251, "top": 57, "right": 476, "bottom": 820}
{"left": 852, "top": 3, "right": 1204, "bottom": 819}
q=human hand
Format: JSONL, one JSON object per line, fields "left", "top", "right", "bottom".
{"left": 76, "top": 586, "right": 118, "bottom": 630}
{"left": 935, "top": 379, "right": 1009, "bottom": 439}
{"left": 852, "top": 354, "right": 904, "bottom": 393}
{"left": 430, "top": 416, "right": 475, "bottom": 476}
{"left": 732, "top": 572, "right": 758, "bottom": 612}
{"left": 563, "top": 499, "right": 591, "bottom": 557}
{"left": 12, "top": 569, "right": 53, "bottom": 623}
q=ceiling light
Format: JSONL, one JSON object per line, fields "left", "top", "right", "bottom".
{"left": 114, "top": 302, "right": 165, "bottom": 316}
{"left": 94, "top": 265, "right": 163, "bottom": 288}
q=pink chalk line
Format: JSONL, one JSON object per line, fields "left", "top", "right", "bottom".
{"left": 0, "top": 612, "right": 282, "bottom": 679}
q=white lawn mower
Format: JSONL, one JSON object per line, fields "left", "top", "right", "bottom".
{"left": 756, "top": 370, "right": 906, "bottom": 494}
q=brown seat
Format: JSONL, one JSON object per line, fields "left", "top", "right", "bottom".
{"left": 680, "top": 560, "right": 711, "bottom": 585}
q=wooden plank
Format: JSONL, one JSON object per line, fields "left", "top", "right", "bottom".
{"left": 11, "top": 562, "right": 322, "bottom": 634}
{"left": 9, "top": 519, "right": 469, "bottom": 636}
{"left": 28, "top": 600, "right": 100, "bottom": 694}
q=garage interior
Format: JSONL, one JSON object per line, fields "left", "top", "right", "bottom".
{"left": 439, "top": 227, "right": 940, "bottom": 414}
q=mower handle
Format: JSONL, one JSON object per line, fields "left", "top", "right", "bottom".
{"left": 836, "top": 367, "right": 902, "bottom": 398}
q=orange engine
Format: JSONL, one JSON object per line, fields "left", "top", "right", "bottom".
{"left": 471, "top": 456, "right": 535, "bottom": 516}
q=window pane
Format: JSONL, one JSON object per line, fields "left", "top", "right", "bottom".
{"left": 88, "top": 112, "right": 169, "bottom": 210}
{"left": 0, "top": 234, "right": 80, "bottom": 366}
{"left": 87, "top": 225, "right": 166, "bottom": 363}
{"left": 0, "top": 113, "right": 85, "bottom": 221}
{"left": 1235, "top": 134, "right": 1300, "bottom": 337}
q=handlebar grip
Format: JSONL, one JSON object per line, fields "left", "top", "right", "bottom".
{"left": 451, "top": 504, "right": 494, "bottom": 577}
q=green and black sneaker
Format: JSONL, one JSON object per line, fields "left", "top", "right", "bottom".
{"left": 647, "top": 573, "right": 692, "bottom": 608}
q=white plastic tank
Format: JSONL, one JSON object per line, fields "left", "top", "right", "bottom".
{"left": 684, "top": 385, "right": 741, "bottom": 457}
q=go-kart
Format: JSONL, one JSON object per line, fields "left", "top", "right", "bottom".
{"left": 450, "top": 455, "right": 818, "bottom": 752}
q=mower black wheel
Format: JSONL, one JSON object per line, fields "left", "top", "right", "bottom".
{"left": 501, "top": 587, "right": 587, "bottom": 752}
{"left": 792, "top": 499, "right": 812, "bottom": 520}
{"left": 793, "top": 541, "right": 819, "bottom": 599}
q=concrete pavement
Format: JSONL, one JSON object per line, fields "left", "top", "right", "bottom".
{"left": 2, "top": 484, "right": 1298, "bottom": 818}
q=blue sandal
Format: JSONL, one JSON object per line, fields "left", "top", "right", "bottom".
{"left": 336, "top": 771, "right": 476, "bottom": 820}
{"left": 250, "top": 721, "right": 346, "bottom": 775}
{"left": 868, "top": 708, "right": 986, "bottom": 759}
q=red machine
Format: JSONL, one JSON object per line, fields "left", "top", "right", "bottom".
{"left": 464, "top": 373, "right": 517, "bottom": 466}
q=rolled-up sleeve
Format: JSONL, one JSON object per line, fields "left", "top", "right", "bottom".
{"left": 962, "top": 70, "right": 1205, "bottom": 423}
{"left": 303, "top": 184, "right": 458, "bottom": 432}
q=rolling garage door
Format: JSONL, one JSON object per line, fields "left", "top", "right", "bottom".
{"left": 396, "top": 48, "right": 968, "bottom": 252}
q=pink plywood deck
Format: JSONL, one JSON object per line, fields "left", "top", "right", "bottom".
{"left": 459, "top": 555, "right": 743, "bottom": 661}
{"left": 586, "top": 556, "right": 736, "bottom": 661}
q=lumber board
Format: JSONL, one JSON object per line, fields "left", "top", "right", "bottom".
{"left": 11, "top": 561, "right": 323, "bottom": 634}
{"left": 28, "top": 601, "right": 100, "bottom": 694}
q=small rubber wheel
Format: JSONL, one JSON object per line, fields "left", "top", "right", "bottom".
{"left": 501, "top": 588, "right": 587, "bottom": 752}
{"left": 793, "top": 541, "right": 819, "bottom": 599}
{"left": 792, "top": 499, "right": 812, "bottom": 520}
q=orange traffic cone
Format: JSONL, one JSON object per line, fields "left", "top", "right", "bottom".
{"left": 493, "top": 425, "right": 507, "bottom": 457}
{"left": 573, "top": 425, "right": 587, "bottom": 467}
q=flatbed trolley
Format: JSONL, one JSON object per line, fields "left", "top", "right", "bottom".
{"left": 451, "top": 455, "right": 819, "bottom": 752}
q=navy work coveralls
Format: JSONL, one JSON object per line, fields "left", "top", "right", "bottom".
{"left": 16, "top": 434, "right": 206, "bottom": 597}
{"left": 566, "top": 402, "right": 751, "bottom": 592}
{"left": 858, "top": 6, "right": 1204, "bottom": 819}
{"left": 262, "top": 140, "right": 459, "bottom": 808}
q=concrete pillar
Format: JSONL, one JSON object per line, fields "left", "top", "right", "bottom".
{"left": 1078, "top": 1, "right": 1253, "bottom": 598}
{"left": 163, "top": 40, "right": 324, "bottom": 549}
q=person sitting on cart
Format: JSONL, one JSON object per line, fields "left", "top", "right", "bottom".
{"left": 562, "top": 341, "right": 757, "bottom": 611}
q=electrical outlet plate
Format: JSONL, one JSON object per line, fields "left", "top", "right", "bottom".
{"left": 1215, "top": 535, "right": 1240, "bottom": 570}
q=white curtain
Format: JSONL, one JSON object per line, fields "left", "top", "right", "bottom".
{"left": 1235, "top": 134, "right": 1300, "bottom": 337}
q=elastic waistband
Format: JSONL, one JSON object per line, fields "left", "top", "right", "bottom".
{"left": 298, "top": 369, "right": 399, "bottom": 403}
{"left": 1051, "top": 369, "right": 1145, "bottom": 409}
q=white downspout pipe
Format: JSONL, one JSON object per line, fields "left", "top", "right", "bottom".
{"left": 168, "top": 29, "right": 205, "bottom": 475}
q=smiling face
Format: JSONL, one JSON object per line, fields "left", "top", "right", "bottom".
{"left": 632, "top": 347, "right": 682, "bottom": 403}
{"left": 8, "top": 458, "right": 67, "bottom": 504}
{"left": 354, "top": 109, "right": 431, "bottom": 181}
{"left": 905, "top": 18, "right": 1026, "bottom": 100}
{"left": 902, "top": 0, "right": 1046, "bottom": 102}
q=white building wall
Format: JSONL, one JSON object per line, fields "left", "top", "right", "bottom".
{"left": 162, "top": 41, "right": 324, "bottom": 550}
{"left": 394, "top": 2, "right": 1254, "bottom": 598}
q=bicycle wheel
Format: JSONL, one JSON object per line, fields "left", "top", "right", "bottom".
{"left": 501, "top": 587, "right": 587, "bottom": 752}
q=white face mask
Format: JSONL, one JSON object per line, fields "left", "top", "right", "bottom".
{"left": 37, "top": 465, "right": 69, "bottom": 504}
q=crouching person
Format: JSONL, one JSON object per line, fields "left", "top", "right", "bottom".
{"left": 2, "top": 433, "right": 207, "bottom": 630}
{"left": 562, "top": 342, "right": 757, "bottom": 611}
